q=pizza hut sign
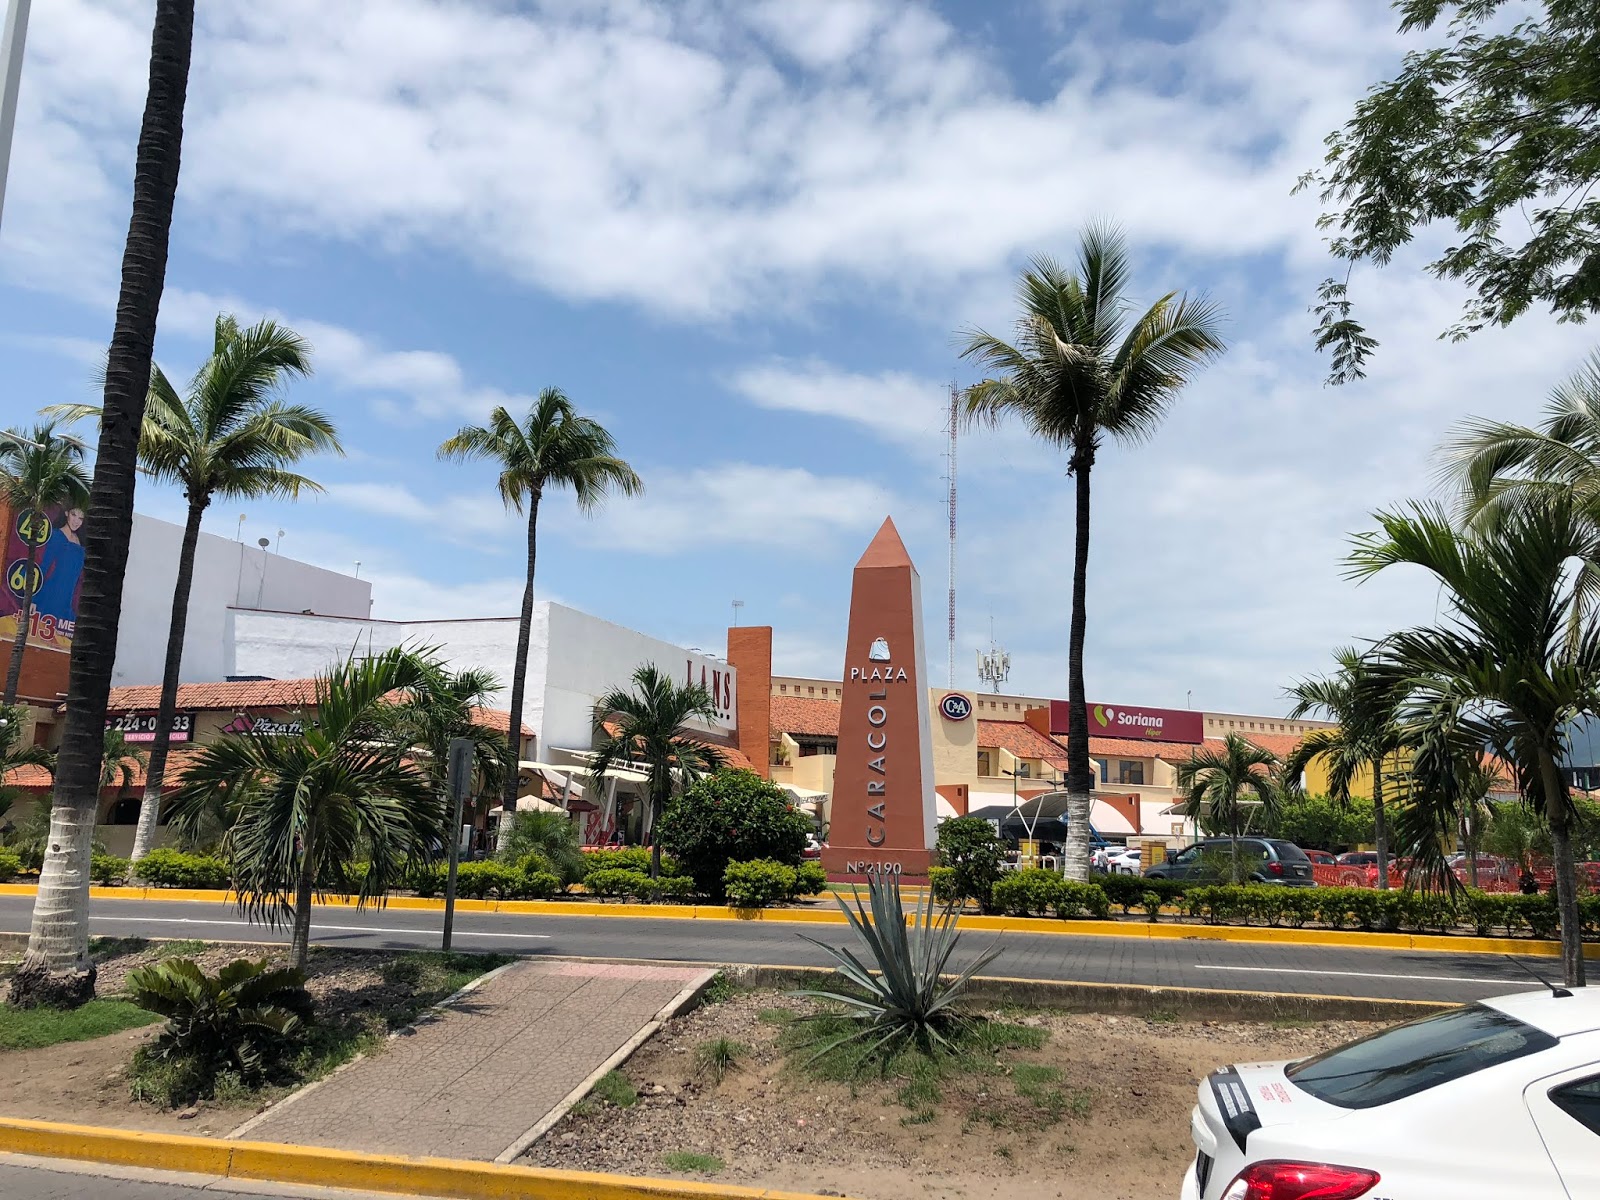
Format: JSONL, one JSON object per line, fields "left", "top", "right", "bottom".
{"left": 223, "top": 712, "right": 306, "bottom": 738}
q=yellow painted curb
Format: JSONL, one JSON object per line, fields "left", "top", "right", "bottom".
{"left": 0, "top": 1117, "right": 852, "bottom": 1200}
{"left": 5, "top": 881, "right": 1597, "bottom": 959}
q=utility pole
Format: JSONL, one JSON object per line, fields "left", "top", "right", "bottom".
{"left": 0, "top": 0, "right": 31, "bottom": 231}
{"left": 946, "top": 381, "right": 958, "bottom": 688}
{"left": 441, "top": 737, "right": 473, "bottom": 953}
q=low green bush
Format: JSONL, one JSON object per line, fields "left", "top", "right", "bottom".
{"left": 724, "top": 859, "right": 797, "bottom": 908}
{"left": 657, "top": 875, "right": 695, "bottom": 901}
{"left": 991, "top": 868, "right": 1065, "bottom": 917}
{"left": 582, "top": 848, "right": 658, "bottom": 875}
{"left": 408, "top": 863, "right": 447, "bottom": 898}
{"left": 793, "top": 861, "right": 828, "bottom": 897}
{"left": 517, "top": 870, "right": 561, "bottom": 900}
{"left": 934, "top": 816, "right": 1006, "bottom": 912}
{"left": 0, "top": 849, "right": 22, "bottom": 883}
{"left": 132, "top": 849, "right": 231, "bottom": 890}
{"left": 1098, "top": 873, "right": 1187, "bottom": 913}
{"left": 1139, "top": 891, "right": 1163, "bottom": 921}
{"left": 929, "top": 865, "right": 959, "bottom": 906}
{"left": 90, "top": 853, "right": 129, "bottom": 886}
{"left": 1052, "top": 880, "right": 1110, "bottom": 920}
{"left": 585, "top": 867, "right": 648, "bottom": 899}
{"left": 453, "top": 860, "right": 519, "bottom": 900}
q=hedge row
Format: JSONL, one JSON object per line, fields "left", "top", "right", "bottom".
{"left": 724, "top": 859, "right": 827, "bottom": 908}
{"left": 131, "top": 849, "right": 232, "bottom": 890}
{"left": 0, "top": 850, "right": 20, "bottom": 883}
{"left": 989, "top": 869, "right": 1111, "bottom": 920}
{"left": 1178, "top": 884, "right": 1598, "bottom": 938}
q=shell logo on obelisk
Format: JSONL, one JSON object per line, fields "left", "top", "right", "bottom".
{"left": 821, "top": 517, "right": 937, "bottom": 884}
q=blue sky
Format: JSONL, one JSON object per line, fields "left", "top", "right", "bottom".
{"left": 2, "top": 0, "right": 1594, "bottom": 714}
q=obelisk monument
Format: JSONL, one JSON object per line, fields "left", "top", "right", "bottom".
{"left": 821, "top": 517, "right": 937, "bottom": 883}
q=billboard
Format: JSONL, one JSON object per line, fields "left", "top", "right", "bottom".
{"left": 1049, "top": 699, "right": 1204, "bottom": 744}
{"left": 107, "top": 712, "right": 194, "bottom": 744}
{"left": 2, "top": 504, "right": 87, "bottom": 653}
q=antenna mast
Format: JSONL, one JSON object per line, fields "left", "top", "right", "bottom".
{"left": 946, "top": 381, "right": 958, "bottom": 687}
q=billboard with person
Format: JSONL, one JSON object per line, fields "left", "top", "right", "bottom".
{"left": 1, "top": 504, "right": 87, "bottom": 653}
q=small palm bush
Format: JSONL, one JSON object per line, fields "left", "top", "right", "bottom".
{"left": 127, "top": 958, "right": 313, "bottom": 1104}
{"left": 497, "top": 810, "right": 586, "bottom": 886}
{"left": 795, "top": 872, "right": 1000, "bottom": 1060}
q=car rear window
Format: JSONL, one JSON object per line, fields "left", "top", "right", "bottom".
{"left": 1269, "top": 841, "right": 1309, "bottom": 861}
{"left": 1286, "top": 1005, "right": 1558, "bottom": 1109}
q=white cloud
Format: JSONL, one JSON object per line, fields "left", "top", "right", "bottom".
{"left": 727, "top": 360, "right": 945, "bottom": 453}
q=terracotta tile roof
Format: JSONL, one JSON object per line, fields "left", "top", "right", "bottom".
{"left": 469, "top": 707, "right": 533, "bottom": 737}
{"left": 977, "top": 720, "right": 1069, "bottom": 769}
{"left": 3, "top": 746, "right": 209, "bottom": 793}
{"left": 99, "top": 679, "right": 320, "bottom": 713}
{"left": 768, "top": 696, "right": 840, "bottom": 738}
{"left": 718, "top": 745, "right": 757, "bottom": 772}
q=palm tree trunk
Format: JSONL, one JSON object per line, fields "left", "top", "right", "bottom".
{"left": 1062, "top": 449, "right": 1095, "bottom": 884}
{"left": 1372, "top": 757, "right": 1390, "bottom": 891}
{"left": 1464, "top": 811, "right": 1479, "bottom": 890}
{"left": 1230, "top": 809, "right": 1241, "bottom": 884}
{"left": 289, "top": 817, "right": 316, "bottom": 971}
{"left": 497, "top": 492, "right": 540, "bottom": 854}
{"left": 648, "top": 785, "right": 664, "bottom": 880}
{"left": 2, "top": 534, "right": 43, "bottom": 706}
{"left": 11, "top": 0, "right": 194, "bottom": 1008}
{"left": 1538, "top": 750, "right": 1586, "bottom": 987}
{"left": 130, "top": 495, "right": 205, "bottom": 861}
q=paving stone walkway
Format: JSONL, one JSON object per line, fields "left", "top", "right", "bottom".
{"left": 235, "top": 960, "right": 713, "bottom": 1161}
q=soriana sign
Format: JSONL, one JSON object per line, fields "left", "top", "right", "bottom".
{"left": 1049, "top": 700, "right": 1203, "bottom": 744}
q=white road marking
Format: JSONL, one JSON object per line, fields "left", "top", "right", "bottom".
{"left": 1195, "top": 963, "right": 1528, "bottom": 986}
{"left": 91, "top": 916, "right": 550, "bottom": 939}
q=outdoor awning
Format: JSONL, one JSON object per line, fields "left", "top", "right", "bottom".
{"left": 517, "top": 761, "right": 587, "bottom": 799}
{"left": 516, "top": 795, "right": 566, "bottom": 814}
{"left": 935, "top": 795, "right": 960, "bottom": 821}
{"left": 552, "top": 751, "right": 654, "bottom": 785}
{"left": 778, "top": 783, "right": 829, "bottom": 804}
{"left": 1090, "top": 800, "right": 1138, "bottom": 836}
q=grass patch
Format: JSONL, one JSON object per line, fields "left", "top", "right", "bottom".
{"left": 900, "top": 1108, "right": 935, "bottom": 1126}
{"left": 593, "top": 1070, "right": 638, "bottom": 1108}
{"left": 756, "top": 1007, "right": 794, "bottom": 1025}
{"left": 1145, "top": 1008, "right": 1179, "bottom": 1025}
{"left": 89, "top": 936, "right": 149, "bottom": 960}
{"left": 699, "top": 973, "right": 737, "bottom": 1005}
{"left": 694, "top": 1037, "right": 747, "bottom": 1083}
{"left": 662, "top": 1152, "right": 723, "bottom": 1174}
{"left": 569, "top": 1099, "right": 597, "bottom": 1118}
{"left": 154, "top": 939, "right": 207, "bottom": 959}
{"left": 0, "top": 998, "right": 159, "bottom": 1051}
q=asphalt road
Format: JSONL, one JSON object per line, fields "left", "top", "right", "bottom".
{"left": 0, "top": 1157, "right": 407, "bottom": 1200}
{"left": 0, "top": 894, "right": 1559, "bottom": 1003}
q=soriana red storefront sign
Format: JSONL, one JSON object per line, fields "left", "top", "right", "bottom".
{"left": 1048, "top": 700, "right": 1203, "bottom": 744}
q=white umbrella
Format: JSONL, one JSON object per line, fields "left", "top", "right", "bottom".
{"left": 516, "top": 795, "right": 564, "bottom": 814}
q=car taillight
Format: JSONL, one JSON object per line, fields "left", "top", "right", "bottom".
{"left": 1220, "top": 1161, "right": 1379, "bottom": 1200}
{"left": 1268, "top": 861, "right": 1284, "bottom": 875}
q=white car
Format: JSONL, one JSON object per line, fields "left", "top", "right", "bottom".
{"left": 1091, "top": 845, "right": 1121, "bottom": 871}
{"left": 1180, "top": 986, "right": 1600, "bottom": 1199}
{"left": 1107, "top": 846, "right": 1142, "bottom": 876}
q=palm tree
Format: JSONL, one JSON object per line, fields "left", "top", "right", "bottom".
{"left": 166, "top": 647, "right": 444, "bottom": 970}
{"left": 0, "top": 703, "right": 54, "bottom": 820}
{"left": 1174, "top": 733, "right": 1281, "bottom": 883}
{"left": 959, "top": 224, "right": 1225, "bottom": 883}
{"left": 1349, "top": 497, "right": 1600, "bottom": 986}
{"left": 590, "top": 664, "right": 722, "bottom": 879}
{"left": 100, "top": 727, "right": 147, "bottom": 796}
{"left": 1, "top": 425, "right": 92, "bottom": 706}
{"left": 438, "top": 390, "right": 642, "bottom": 849}
{"left": 12, "top": 0, "right": 195, "bottom": 1010}
{"left": 373, "top": 661, "right": 507, "bottom": 850}
{"left": 50, "top": 314, "right": 334, "bottom": 863}
{"left": 1284, "top": 649, "right": 1411, "bottom": 890}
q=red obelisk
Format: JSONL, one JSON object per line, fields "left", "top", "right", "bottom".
{"left": 822, "top": 517, "right": 936, "bottom": 884}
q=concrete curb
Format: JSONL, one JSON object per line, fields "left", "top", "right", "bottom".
{"left": 5, "top": 880, "right": 1595, "bottom": 959}
{"left": 0, "top": 1117, "right": 849, "bottom": 1200}
{"left": 224, "top": 958, "right": 525, "bottom": 1141}
{"left": 494, "top": 967, "right": 719, "bottom": 1163}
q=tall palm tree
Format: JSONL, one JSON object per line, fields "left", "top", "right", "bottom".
{"left": 51, "top": 314, "right": 334, "bottom": 863}
{"left": 590, "top": 664, "right": 722, "bottom": 879}
{"left": 1284, "top": 649, "right": 1411, "bottom": 890}
{"left": 1, "top": 424, "right": 92, "bottom": 706}
{"left": 100, "top": 727, "right": 147, "bottom": 796}
{"left": 1349, "top": 497, "right": 1600, "bottom": 986}
{"left": 0, "top": 703, "right": 54, "bottom": 820}
{"left": 960, "top": 224, "right": 1225, "bottom": 883}
{"left": 438, "top": 390, "right": 642, "bottom": 848}
{"left": 167, "top": 647, "right": 444, "bottom": 970}
{"left": 13, "top": 0, "right": 195, "bottom": 1009}
{"left": 1174, "top": 733, "right": 1281, "bottom": 883}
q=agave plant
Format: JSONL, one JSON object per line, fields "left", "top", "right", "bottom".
{"left": 795, "top": 872, "right": 1001, "bottom": 1061}
{"left": 127, "top": 957, "right": 313, "bottom": 1082}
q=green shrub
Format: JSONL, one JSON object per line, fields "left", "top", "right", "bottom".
{"left": 582, "top": 848, "right": 658, "bottom": 875}
{"left": 132, "top": 849, "right": 232, "bottom": 890}
{"left": 515, "top": 870, "right": 561, "bottom": 900}
{"left": 1139, "top": 891, "right": 1163, "bottom": 922}
{"left": 658, "top": 770, "right": 810, "bottom": 900}
{"left": 126, "top": 958, "right": 312, "bottom": 1106}
{"left": 929, "top": 866, "right": 959, "bottom": 906}
{"left": 0, "top": 849, "right": 22, "bottom": 883}
{"left": 585, "top": 867, "right": 649, "bottom": 899}
{"left": 498, "top": 810, "right": 587, "bottom": 886}
{"left": 1393, "top": 889, "right": 1456, "bottom": 933}
{"left": 990, "top": 868, "right": 1064, "bottom": 917}
{"left": 453, "top": 860, "right": 519, "bottom": 900}
{"left": 1100, "top": 874, "right": 1186, "bottom": 913}
{"left": 657, "top": 875, "right": 695, "bottom": 902}
{"left": 935, "top": 816, "right": 1005, "bottom": 912}
{"left": 1277, "top": 888, "right": 1320, "bottom": 928}
{"left": 408, "top": 863, "right": 447, "bottom": 897}
{"left": 1504, "top": 892, "right": 1559, "bottom": 939}
{"left": 1052, "top": 880, "right": 1110, "bottom": 920}
{"left": 90, "top": 853, "right": 129, "bottom": 886}
{"left": 793, "top": 861, "right": 828, "bottom": 897}
{"left": 724, "top": 859, "right": 798, "bottom": 908}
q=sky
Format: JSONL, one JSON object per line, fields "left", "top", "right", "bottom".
{"left": 2, "top": 0, "right": 1593, "bottom": 717}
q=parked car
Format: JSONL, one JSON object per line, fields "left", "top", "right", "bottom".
{"left": 1302, "top": 848, "right": 1337, "bottom": 866}
{"left": 1091, "top": 844, "right": 1124, "bottom": 872}
{"left": 1107, "top": 847, "right": 1142, "bottom": 876}
{"left": 1335, "top": 850, "right": 1382, "bottom": 887}
{"left": 802, "top": 836, "right": 824, "bottom": 861}
{"left": 1180, "top": 986, "right": 1600, "bottom": 1198}
{"left": 1447, "top": 853, "right": 1513, "bottom": 886}
{"left": 1144, "top": 838, "right": 1316, "bottom": 887}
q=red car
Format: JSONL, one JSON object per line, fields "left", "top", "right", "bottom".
{"left": 1301, "top": 849, "right": 1337, "bottom": 866}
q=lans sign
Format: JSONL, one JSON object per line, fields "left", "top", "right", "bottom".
{"left": 822, "top": 517, "right": 937, "bottom": 884}
{"left": 682, "top": 656, "right": 737, "bottom": 733}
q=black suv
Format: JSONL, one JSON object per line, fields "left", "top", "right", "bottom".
{"left": 1144, "top": 837, "right": 1316, "bottom": 886}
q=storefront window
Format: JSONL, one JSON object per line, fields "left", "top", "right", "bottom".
{"left": 977, "top": 751, "right": 992, "bottom": 776}
{"left": 1096, "top": 759, "right": 1108, "bottom": 783}
{"left": 1118, "top": 760, "right": 1145, "bottom": 785}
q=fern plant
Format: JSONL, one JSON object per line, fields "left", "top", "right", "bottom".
{"left": 795, "top": 873, "right": 1000, "bottom": 1061}
{"left": 127, "top": 957, "right": 313, "bottom": 1082}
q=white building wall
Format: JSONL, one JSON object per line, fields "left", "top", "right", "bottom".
{"left": 114, "top": 513, "right": 371, "bottom": 688}
{"left": 229, "top": 600, "right": 735, "bottom": 756}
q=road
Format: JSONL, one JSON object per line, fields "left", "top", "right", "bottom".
{"left": 0, "top": 1156, "right": 406, "bottom": 1200}
{"left": 0, "top": 894, "right": 1559, "bottom": 1004}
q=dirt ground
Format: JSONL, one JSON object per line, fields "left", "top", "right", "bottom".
{"left": 524, "top": 990, "right": 1377, "bottom": 1200}
{"left": 0, "top": 941, "right": 482, "bottom": 1137}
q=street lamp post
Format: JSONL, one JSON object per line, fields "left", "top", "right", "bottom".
{"left": 0, "top": 0, "right": 31, "bottom": 232}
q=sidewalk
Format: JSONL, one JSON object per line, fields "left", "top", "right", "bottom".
{"left": 235, "top": 960, "right": 713, "bottom": 1162}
